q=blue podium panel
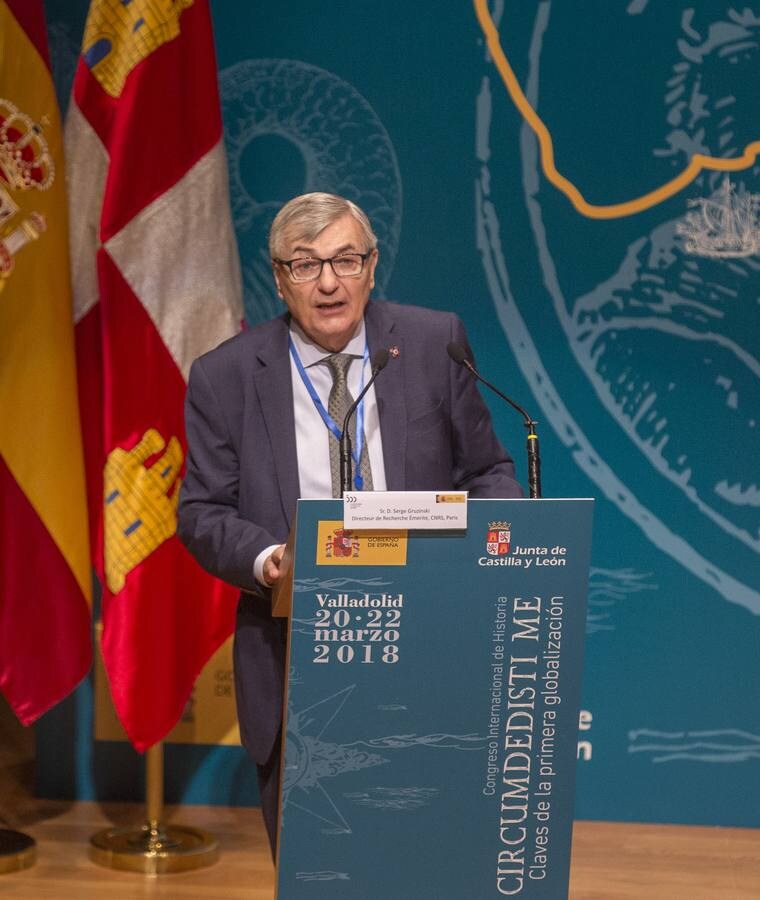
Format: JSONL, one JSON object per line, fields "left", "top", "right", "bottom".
{"left": 277, "top": 499, "right": 594, "bottom": 900}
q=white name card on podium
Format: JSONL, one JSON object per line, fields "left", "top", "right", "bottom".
{"left": 342, "top": 490, "right": 468, "bottom": 529}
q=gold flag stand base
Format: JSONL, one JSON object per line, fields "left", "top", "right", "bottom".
{"left": 89, "top": 742, "right": 218, "bottom": 875}
{"left": 89, "top": 821, "right": 218, "bottom": 875}
{"left": 0, "top": 829, "right": 36, "bottom": 874}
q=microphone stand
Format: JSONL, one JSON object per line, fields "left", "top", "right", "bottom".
{"left": 340, "top": 350, "right": 390, "bottom": 495}
{"left": 339, "top": 429, "right": 354, "bottom": 497}
{"left": 476, "top": 370, "right": 541, "bottom": 499}
{"left": 448, "top": 344, "right": 542, "bottom": 498}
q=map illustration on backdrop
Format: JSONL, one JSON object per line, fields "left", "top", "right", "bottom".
{"left": 476, "top": 1, "right": 759, "bottom": 613}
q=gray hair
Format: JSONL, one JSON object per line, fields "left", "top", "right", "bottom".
{"left": 269, "top": 192, "right": 378, "bottom": 258}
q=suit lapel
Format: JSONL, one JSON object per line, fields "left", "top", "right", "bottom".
{"left": 252, "top": 317, "right": 300, "bottom": 528}
{"left": 366, "top": 301, "right": 407, "bottom": 489}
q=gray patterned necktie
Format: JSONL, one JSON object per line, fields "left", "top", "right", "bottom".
{"left": 325, "top": 353, "right": 373, "bottom": 498}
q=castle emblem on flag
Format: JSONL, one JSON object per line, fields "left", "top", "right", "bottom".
{"left": 103, "top": 428, "right": 184, "bottom": 593}
{"left": 0, "top": 98, "right": 53, "bottom": 289}
{"left": 325, "top": 528, "right": 361, "bottom": 559}
{"left": 82, "top": 0, "right": 195, "bottom": 98}
{"left": 486, "top": 521, "right": 511, "bottom": 556}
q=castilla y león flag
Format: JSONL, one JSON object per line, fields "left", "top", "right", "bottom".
{"left": 66, "top": 0, "right": 242, "bottom": 751}
{"left": 0, "top": 1, "right": 92, "bottom": 723}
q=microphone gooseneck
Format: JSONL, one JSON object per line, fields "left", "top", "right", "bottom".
{"left": 339, "top": 349, "right": 391, "bottom": 495}
{"left": 447, "top": 341, "right": 542, "bottom": 499}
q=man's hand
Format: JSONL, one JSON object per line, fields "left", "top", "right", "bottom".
{"left": 262, "top": 544, "right": 286, "bottom": 587}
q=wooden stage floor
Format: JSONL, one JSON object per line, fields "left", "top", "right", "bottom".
{"left": 0, "top": 800, "right": 758, "bottom": 899}
{"left": 1, "top": 704, "right": 758, "bottom": 897}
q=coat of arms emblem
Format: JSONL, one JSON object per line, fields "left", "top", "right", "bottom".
{"left": 325, "top": 528, "right": 360, "bottom": 559}
{"left": 486, "top": 521, "right": 511, "bottom": 556}
{"left": 0, "top": 98, "right": 53, "bottom": 290}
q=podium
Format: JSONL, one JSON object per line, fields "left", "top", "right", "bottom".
{"left": 273, "top": 498, "right": 593, "bottom": 900}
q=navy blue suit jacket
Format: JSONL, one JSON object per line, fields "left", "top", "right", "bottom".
{"left": 178, "top": 300, "right": 522, "bottom": 763}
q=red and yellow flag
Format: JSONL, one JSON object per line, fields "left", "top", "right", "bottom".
{"left": 0, "top": 0, "right": 92, "bottom": 722}
{"left": 67, "top": 0, "right": 242, "bottom": 751}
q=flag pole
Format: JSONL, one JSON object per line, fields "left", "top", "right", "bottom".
{"left": 89, "top": 741, "right": 219, "bottom": 874}
{"left": 0, "top": 830, "right": 35, "bottom": 874}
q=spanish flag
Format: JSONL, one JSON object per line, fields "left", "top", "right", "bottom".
{"left": 0, "top": 1, "right": 92, "bottom": 721}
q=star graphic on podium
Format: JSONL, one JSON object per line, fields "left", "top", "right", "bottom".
{"left": 282, "top": 686, "right": 388, "bottom": 833}
{"left": 281, "top": 681, "right": 486, "bottom": 834}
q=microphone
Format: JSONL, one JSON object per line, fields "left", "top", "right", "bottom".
{"left": 340, "top": 349, "right": 391, "bottom": 495}
{"left": 447, "top": 341, "right": 542, "bottom": 499}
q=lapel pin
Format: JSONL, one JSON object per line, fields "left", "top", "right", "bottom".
{"left": 388, "top": 345, "right": 400, "bottom": 358}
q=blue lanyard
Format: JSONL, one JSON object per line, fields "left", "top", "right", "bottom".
{"left": 289, "top": 336, "right": 369, "bottom": 490}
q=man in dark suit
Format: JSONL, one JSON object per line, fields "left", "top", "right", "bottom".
{"left": 177, "top": 192, "right": 522, "bottom": 854}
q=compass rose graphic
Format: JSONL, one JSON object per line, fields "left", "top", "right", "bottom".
{"left": 282, "top": 684, "right": 485, "bottom": 835}
{"left": 282, "top": 687, "right": 388, "bottom": 833}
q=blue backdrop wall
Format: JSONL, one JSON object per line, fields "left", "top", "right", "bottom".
{"left": 40, "top": 0, "right": 760, "bottom": 827}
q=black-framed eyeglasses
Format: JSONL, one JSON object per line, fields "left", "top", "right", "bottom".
{"left": 274, "top": 251, "right": 373, "bottom": 283}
